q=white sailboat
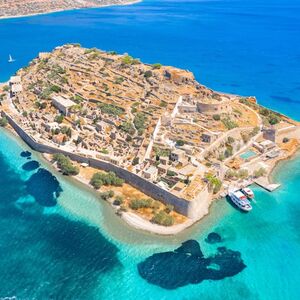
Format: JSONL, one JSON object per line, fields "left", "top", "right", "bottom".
{"left": 8, "top": 54, "right": 15, "bottom": 63}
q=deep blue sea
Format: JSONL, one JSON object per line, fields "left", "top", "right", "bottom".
{"left": 0, "top": 0, "right": 300, "bottom": 299}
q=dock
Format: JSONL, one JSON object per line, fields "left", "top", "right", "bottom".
{"left": 254, "top": 178, "right": 281, "bottom": 192}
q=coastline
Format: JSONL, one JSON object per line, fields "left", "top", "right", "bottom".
{"left": 0, "top": 0, "right": 141, "bottom": 21}
{"left": 40, "top": 151, "right": 211, "bottom": 236}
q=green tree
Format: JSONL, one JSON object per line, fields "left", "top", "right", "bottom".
{"left": 52, "top": 153, "right": 79, "bottom": 176}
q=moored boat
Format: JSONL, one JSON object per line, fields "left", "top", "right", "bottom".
{"left": 228, "top": 190, "right": 252, "bottom": 212}
{"left": 241, "top": 187, "right": 254, "bottom": 199}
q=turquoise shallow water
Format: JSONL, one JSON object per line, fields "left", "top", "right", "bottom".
{"left": 0, "top": 126, "right": 300, "bottom": 299}
{"left": 0, "top": 0, "right": 300, "bottom": 298}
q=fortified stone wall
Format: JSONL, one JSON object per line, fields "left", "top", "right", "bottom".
{"left": 3, "top": 112, "right": 201, "bottom": 218}
{"left": 197, "top": 99, "right": 232, "bottom": 115}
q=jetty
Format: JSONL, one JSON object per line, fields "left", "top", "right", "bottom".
{"left": 254, "top": 178, "right": 281, "bottom": 192}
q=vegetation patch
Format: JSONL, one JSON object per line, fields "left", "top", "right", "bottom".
{"left": 53, "top": 153, "right": 79, "bottom": 176}
{"left": 90, "top": 171, "right": 124, "bottom": 189}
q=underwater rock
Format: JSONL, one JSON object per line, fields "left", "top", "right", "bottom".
{"left": 22, "top": 161, "right": 40, "bottom": 171}
{"left": 20, "top": 151, "right": 32, "bottom": 158}
{"left": 138, "top": 239, "right": 246, "bottom": 289}
{"left": 205, "top": 232, "right": 222, "bottom": 244}
{"left": 26, "top": 168, "right": 62, "bottom": 207}
{"left": 174, "top": 240, "right": 204, "bottom": 258}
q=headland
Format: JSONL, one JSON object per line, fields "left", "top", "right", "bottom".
{"left": 0, "top": 44, "right": 299, "bottom": 235}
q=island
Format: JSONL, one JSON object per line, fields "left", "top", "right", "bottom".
{"left": 0, "top": 44, "right": 299, "bottom": 234}
{"left": 0, "top": 0, "right": 138, "bottom": 19}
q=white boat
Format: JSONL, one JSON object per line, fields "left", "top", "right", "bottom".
{"left": 229, "top": 190, "right": 252, "bottom": 212}
{"left": 242, "top": 187, "right": 254, "bottom": 199}
{"left": 8, "top": 54, "right": 15, "bottom": 63}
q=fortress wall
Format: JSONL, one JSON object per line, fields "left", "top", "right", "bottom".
{"left": 197, "top": 100, "right": 232, "bottom": 115}
{"left": 3, "top": 112, "right": 199, "bottom": 218}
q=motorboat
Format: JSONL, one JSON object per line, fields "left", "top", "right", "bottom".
{"left": 229, "top": 190, "right": 252, "bottom": 212}
{"left": 241, "top": 187, "right": 254, "bottom": 199}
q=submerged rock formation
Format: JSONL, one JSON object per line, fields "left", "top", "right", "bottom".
{"left": 205, "top": 232, "right": 222, "bottom": 244}
{"left": 26, "top": 168, "right": 62, "bottom": 207}
{"left": 138, "top": 238, "right": 246, "bottom": 289}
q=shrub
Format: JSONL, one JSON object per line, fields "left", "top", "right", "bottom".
{"left": 113, "top": 196, "right": 124, "bottom": 206}
{"left": 151, "top": 211, "right": 174, "bottom": 226}
{"left": 225, "top": 169, "right": 236, "bottom": 180}
{"left": 73, "top": 95, "right": 84, "bottom": 103}
{"left": 268, "top": 114, "right": 281, "bottom": 125}
{"left": 121, "top": 55, "right": 139, "bottom": 65}
{"left": 129, "top": 198, "right": 154, "bottom": 210}
{"left": 283, "top": 137, "right": 290, "bottom": 143}
{"left": 167, "top": 170, "right": 177, "bottom": 177}
{"left": 119, "top": 121, "right": 135, "bottom": 135}
{"left": 100, "top": 190, "right": 114, "bottom": 201}
{"left": 3, "top": 85, "right": 9, "bottom": 92}
{"left": 98, "top": 103, "right": 124, "bottom": 116}
{"left": 164, "top": 204, "right": 174, "bottom": 214}
{"left": 90, "top": 171, "right": 124, "bottom": 189}
{"left": 133, "top": 112, "right": 147, "bottom": 131}
{"left": 213, "top": 114, "right": 221, "bottom": 121}
{"left": 144, "top": 70, "right": 153, "bottom": 78}
{"left": 224, "top": 147, "right": 233, "bottom": 158}
{"left": 132, "top": 157, "right": 139, "bottom": 166}
{"left": 222, "top": 117, "right": 237, "bottom": 130}
{"left": 159, "top": 101, "right": 167, "bottom": 108}
{"left": 0, "top": 117, "right": 8, "bottom": 127}
{"left": 152, "top": 63, "right": 162, "bottom": 69}
{"left": 50, "top": 85, "right": 61, "bottom": 93}
{"left": 55, "top": 114, "right": 64, "bottom": 124}
{"left": 259, "top": 107, "right": 270, "bottom": 116}
{"left": 114, "top": 77, "right": 124, "bottom": 84}
{"left": 176, "top": 140, "right": 185, "bottom": 146}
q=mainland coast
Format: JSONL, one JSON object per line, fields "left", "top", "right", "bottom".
{"left": 0, "top": 0, "right": 140, "bottom": 20}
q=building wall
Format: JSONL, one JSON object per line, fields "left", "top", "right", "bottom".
{"left": 3, "top": 112, "right": 206, "bottom": 218}
{"left": 52, "top": 99, "right": 68, "bottom": 115}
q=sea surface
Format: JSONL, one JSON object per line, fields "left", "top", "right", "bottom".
{"left": 0, "top": 0, "right": 300, "bottom": 299}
